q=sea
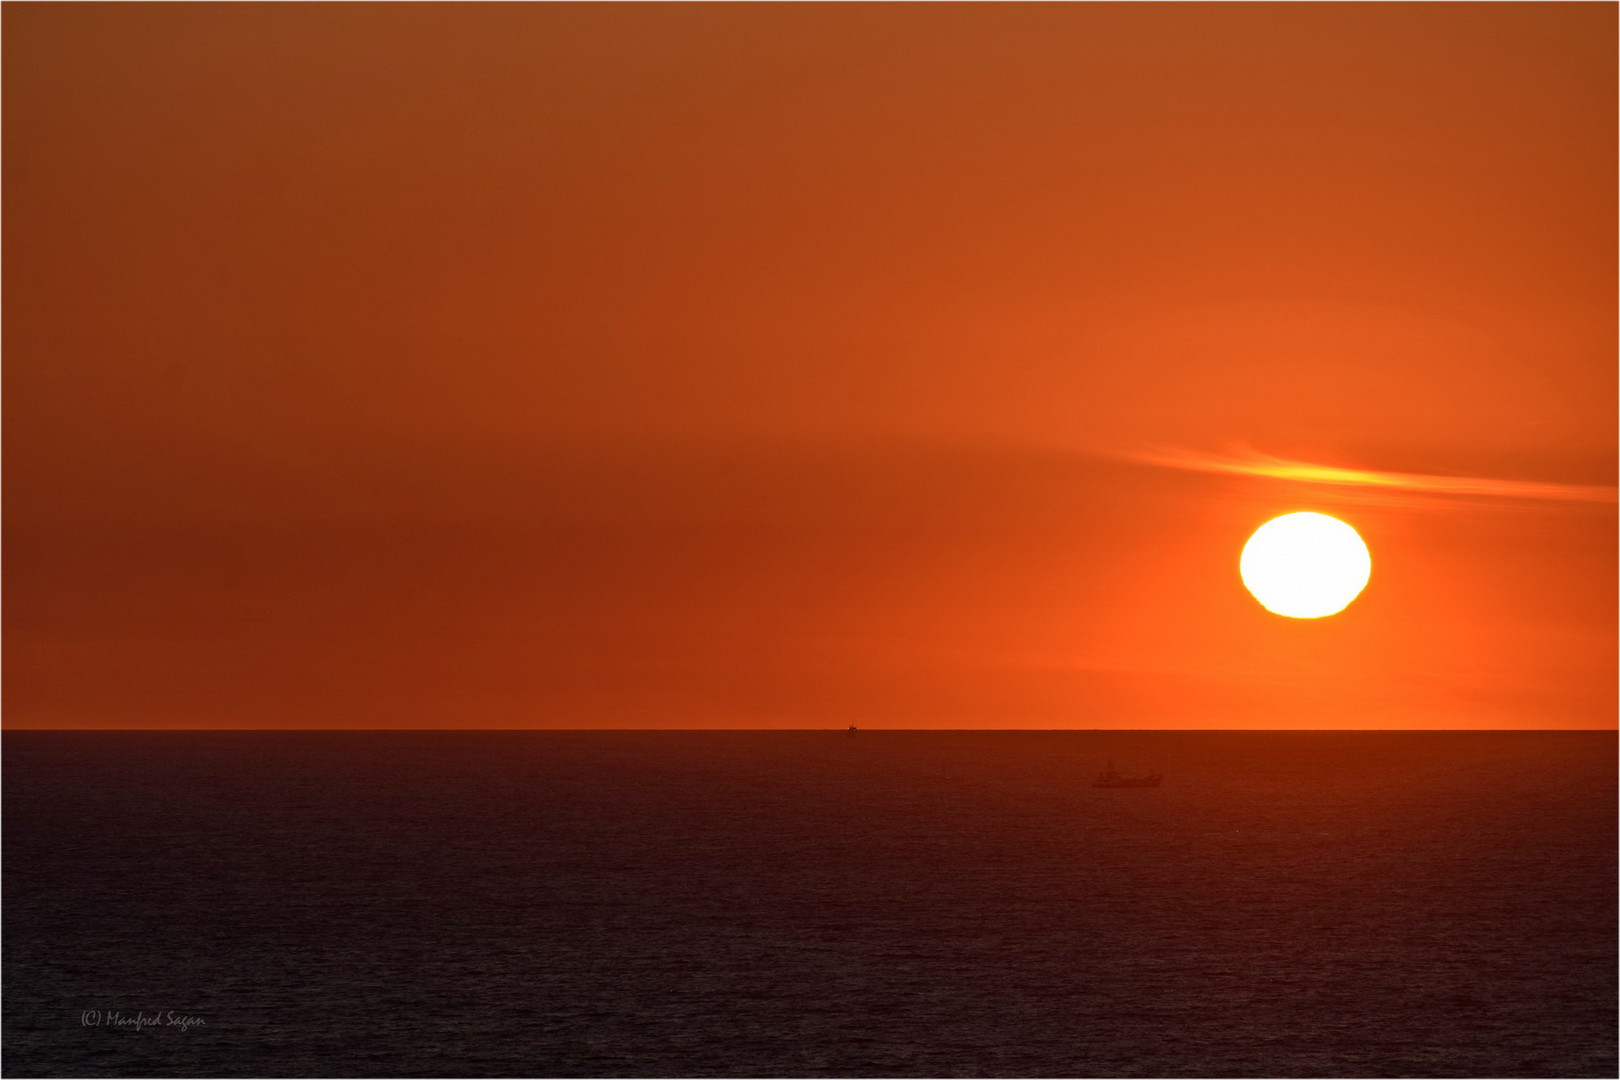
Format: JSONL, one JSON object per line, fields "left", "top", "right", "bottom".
{"left": 4, "top": 730, "right": 1615, "bottom": 1078}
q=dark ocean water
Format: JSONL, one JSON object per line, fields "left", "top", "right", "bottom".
{"left": 4, "top": 730, "right": 1615, "bottom": 1078}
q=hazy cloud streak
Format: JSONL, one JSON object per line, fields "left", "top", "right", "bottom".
{"left": 1131, "top": 448, "right": 1618, "bottom": 503}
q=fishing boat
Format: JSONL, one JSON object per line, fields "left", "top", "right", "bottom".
{"left": 1093, "top": 762, "right": 1162, "bottom": 788}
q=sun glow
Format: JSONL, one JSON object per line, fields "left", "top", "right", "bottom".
{"left": 1240, "top": 512, "right": 1371, "bottom": 618}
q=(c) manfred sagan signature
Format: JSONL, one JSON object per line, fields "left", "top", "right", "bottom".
{"left": 81, "top": 1010, "right": 206, "bottom": 1032}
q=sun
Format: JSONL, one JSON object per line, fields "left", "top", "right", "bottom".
{"left": 1240, "top": 512, "right": 1371, "bottom": 618}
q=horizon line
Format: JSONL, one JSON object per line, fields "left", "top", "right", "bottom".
{"left": 4, "top": 727, "right": 1612, "bottom": 734}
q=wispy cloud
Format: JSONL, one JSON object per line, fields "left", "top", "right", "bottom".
{"left": 1129, "top": 447, "right": 1617, "bottom": 503}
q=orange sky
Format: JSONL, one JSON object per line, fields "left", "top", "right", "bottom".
{"left": 6, "top": 3, "right": 1614, "bottom": 729}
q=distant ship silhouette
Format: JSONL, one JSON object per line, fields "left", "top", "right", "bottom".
{"left": 1093, "top": 762, "right": 1162, "bottom": 788}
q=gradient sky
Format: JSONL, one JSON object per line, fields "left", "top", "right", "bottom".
{"left": 6, "top": 3, "right": 1614, "bottom": 729}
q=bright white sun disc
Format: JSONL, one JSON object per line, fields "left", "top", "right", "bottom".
{"left": 1240, "top": 512, "right": 1370, "bottom": 618}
